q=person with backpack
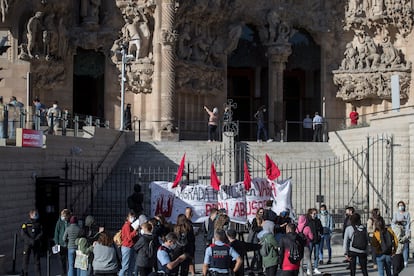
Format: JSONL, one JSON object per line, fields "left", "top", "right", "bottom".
{"left": 371, "top": 216, "right": 398, "bottom": 276}
{"left": 296, "top": 215, "right": 314, "bottom": 276}
{"left": 343, "top": 213, "right": 369, "bottom": 276}
{"left": 134, "top": 222, "right": 156, "bottom": 276}
{"left": 202, "top": 229, "right": 242, "bottom": 276}
{"left": 173, "top": 214, "right": 195, "bottom": 276}
{"left": 392, "top": 200, "right": 411, "bottom": 267}
{"left": 367, "top": 208, "right": 381, "bottom": 269}
{"left": 279, "top": 223, "right": 304, "bottom": 276}
{"left": 306, "top": 208, "right": 323, "bottom": 275}
{"left": 257, "top": 220, "right": 279, "bottom": 276}
{"left": 391, "top": 221, "right": 409, "bottom": 276}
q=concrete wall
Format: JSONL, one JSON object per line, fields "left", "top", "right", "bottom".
{"left": 0, "top": 128, "right": 134, "bottom": 271}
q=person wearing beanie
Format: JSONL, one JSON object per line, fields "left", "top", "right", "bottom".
{"left": 258, "top": 220, "right": 279, "bottom": 276}
{"left": 63, "top": 216, "right": 81, "bottom": 276}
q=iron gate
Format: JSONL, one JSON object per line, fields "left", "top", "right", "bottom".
{"left": 60, "top": 135, "right": 393, "bottom": 232}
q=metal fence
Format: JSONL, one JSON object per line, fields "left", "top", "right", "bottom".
{"left": 1, "top": 107, "right": 109, "bottom": 139}
{"left": 57, "top": 134, "right": 392, "bottom": 232}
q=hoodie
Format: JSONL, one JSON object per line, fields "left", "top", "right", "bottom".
{"left": 296, "top": 215, "right": 313, "bottom": 246}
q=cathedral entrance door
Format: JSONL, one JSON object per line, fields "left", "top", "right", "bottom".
{"left": 227, "top": 68, "right": 255, "bottom": 141}
{"left": 73, "top": 49, "right": 105, "bottom": 119}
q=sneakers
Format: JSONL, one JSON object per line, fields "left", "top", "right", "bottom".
{"left": 257, "top": 139, "right": 262, "bottom": 143}
{"left": 313, "top": 268, "right": 322, "bottom": 275}
{"left": 319, "top": 260, "right": 323, "bottom": 265}
{"left": 404, "top": 261, "right": 408, "bottom": 267}
{"left": 306, "top": 269, "right": 312, "bottom": 275}
{"left": 327, "top": 260, "right": 332, "bottom": 264}
{"left": 266, "top": 139, "right": 273, "bottom": 143}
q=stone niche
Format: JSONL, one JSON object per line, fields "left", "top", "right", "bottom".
{"left": 333, "top": 0, "right": 413, "bottom": 103}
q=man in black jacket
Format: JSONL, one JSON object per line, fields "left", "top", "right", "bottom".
{"left": 307, "top": 208, "right": 323, "bottom": 275}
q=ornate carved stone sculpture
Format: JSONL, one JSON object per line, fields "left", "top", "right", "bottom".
{"left": 334, "top": 0, "right": 412, "bottom": 102}
{"left": 80, "top": 0, "right": 101, "bottom": 27}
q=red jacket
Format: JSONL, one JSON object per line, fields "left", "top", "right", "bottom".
{"left": 281, "top": 249, "right": 301, "bottom": 271}
{"left": 121, "top": 221, "right": 137, "bottom": 247}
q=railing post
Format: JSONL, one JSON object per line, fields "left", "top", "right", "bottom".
{"left": 74, "top": 116, "right": 79, "bottom": 137}
{"left": 46, "top": 247, "right": 51, "bottom": 276}
{"left": 138, "top": 119, "right": 141, "bottom": 142}
{"left": 62, "top": 111, "right": 67, "bottom": 136}
{"left": 48, "top": 114, "right": 54, "bottom": 135}
{"left": 19, "top": 108, "right": 26, "bottom": 130}
{"left": 11, "top": 232, "right": 17, "bottom": 273}
{"left": 2, "top": 107, "right": 7, "bottom": 138}
{"left": 105, "top": 120, "right": 110, "bottom": 128}
{"left": 34, "top": 110, "right": 40, "bottom": 130}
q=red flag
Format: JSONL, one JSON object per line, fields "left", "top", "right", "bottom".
{"left": 210, "top": 163, "right": 221, "bottom": 191}
{"left": 172, "top": 154, "right": 186, "bottom": 188}
{"left": 265, "top": 154, "right": 280, "bottom": 180}
{"left": 243, "top": 161, "right": 251, "bottom": 190}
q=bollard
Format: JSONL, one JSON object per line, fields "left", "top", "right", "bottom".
{"left": 280, "top": 129, "right": 284, "bottom": 143}
{"left": 11, "top": 232, "right": 17, "bottom": 274}
{"left": 46, "top": 248, "right": 51, "bottom": 276}
{"left": 95, "top": 119, "right": 100, "bottom": 128}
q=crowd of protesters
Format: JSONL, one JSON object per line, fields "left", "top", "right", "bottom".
{"left": 20, "top": 200, "right": 411, "bottom": 276}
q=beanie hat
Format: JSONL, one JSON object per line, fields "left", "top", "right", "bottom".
{"left": 70, "top": 216, "right": 78, "bottom": 224}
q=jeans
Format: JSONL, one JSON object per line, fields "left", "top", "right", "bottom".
{"left": 348, "top": 251, "right": 368, "bottom": 276}
{"left": 319, "top": 233, "right": 332, "bottom": 261}
{"left": 257, "top": 121, "right": 268, "bottom": 141}
{"left": 376, "top": 254, "right": 392, "bottom": 276}
{"left": 403, "top": 242, "right": 409, "bottom": 264}
{"left": 120, "top": 246, "right": 135, "bottom": 276}
{"left": 77, "top": 268, "right": 88, "bottom": 276}
{"left": 309, "top": 242, "right": 320, "bottom": 269}
{"left": 67, "top": 248, "right": 77, "bottom": 276}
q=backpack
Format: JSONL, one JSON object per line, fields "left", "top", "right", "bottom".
{"left": 297, "top": 227, "right": 308, "bottom": 247}
{"left": 146, "top": 239, "right": 156, "bottom": 259}
{"left": 259, "top": 236, "right": 271, "bottom": 257}
{"left": 351, "top": 225, "right": 368, "bottom": 250}
{"left": 113, "top": 230, "right": 122, "bottom": 247}
{"left": 380, "top": 229, "right": 393, "bottom": 255}
{"left": 288, "top": 235, "right": 304, "bottom": 264}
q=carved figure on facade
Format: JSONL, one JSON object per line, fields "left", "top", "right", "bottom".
{"left": 340, "top": 42, "right": 358, "bottom": 70}
{"left": 161, "top": 28, "right": 178, "bottom": 47}
{"left": 260, "top": 9, "right": 293, "bottom": 46}
{"left": 27, "top": 11, "right": 43, "bottom": 59}
{"left": 380, "top": 36, "right": 401, "bottom": 68}
{"left": 57, "top": 18, "right": 68, "bottom": 59}
{"left": 80, "top": 0, "right": 101, "bottom": 26}
{"left": 43, "top": 13, "right": 58, "bottom": 60}
{"left": 127, "top": 66, "right": 153, "bottom": 93}
{"left": 177, "top": 23, "right": 192, "bottom": 60}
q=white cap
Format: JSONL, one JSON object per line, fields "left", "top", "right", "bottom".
{"left": 213, "top": 107, "right": 218, "bottom": 114}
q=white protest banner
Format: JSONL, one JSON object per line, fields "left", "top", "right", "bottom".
{"left": 150, "top": 181, "right": 218, "bottom": 223}
{"left": 217, "top": 183, "right": 247, "bottom": 224}
{"left": 245, "top": 177, "right": 273, "bottom": 222}
{"left": 270, "top": 178, "right": 293, "bottom": 215}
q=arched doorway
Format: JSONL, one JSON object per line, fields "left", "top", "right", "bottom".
{"left": 284, "top": 30, "right": 321, "bottom": 141}
{"left": 227, "top": 24, "right": 267, "bottom": 141}
{"left": 73, "top": 49, "right": 105, "bottom": 118}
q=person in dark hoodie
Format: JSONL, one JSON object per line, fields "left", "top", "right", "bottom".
{"left": 134, "top": 222, "right": 155, "bottom": 276}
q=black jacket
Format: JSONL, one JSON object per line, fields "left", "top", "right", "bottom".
{"left": 134, "top": 234, "right": 155, "bottom": 268}
{"left": 308, "top": 217, "right": 323, "bottom": 243}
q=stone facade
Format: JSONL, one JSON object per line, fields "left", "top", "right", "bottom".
{"left": 0, "top": 1, "right": 412, "bottom": 139}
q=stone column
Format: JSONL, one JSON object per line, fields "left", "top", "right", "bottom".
{"left": 159, "top": 0, "right": 177, "bottom": 137}
{"left": 267, "top": 44, "right": 291, "bottom": 139}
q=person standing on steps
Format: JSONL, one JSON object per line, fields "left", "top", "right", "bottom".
{"left": 254, "top": 105, "right": 273, "bottom": 143}
{"left": 203, "top": 105, "right": 218, "bottom": 142}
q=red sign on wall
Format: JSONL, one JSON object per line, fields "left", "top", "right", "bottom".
{"left": 19, "top": 129, "right": 43, "bottom": 148}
